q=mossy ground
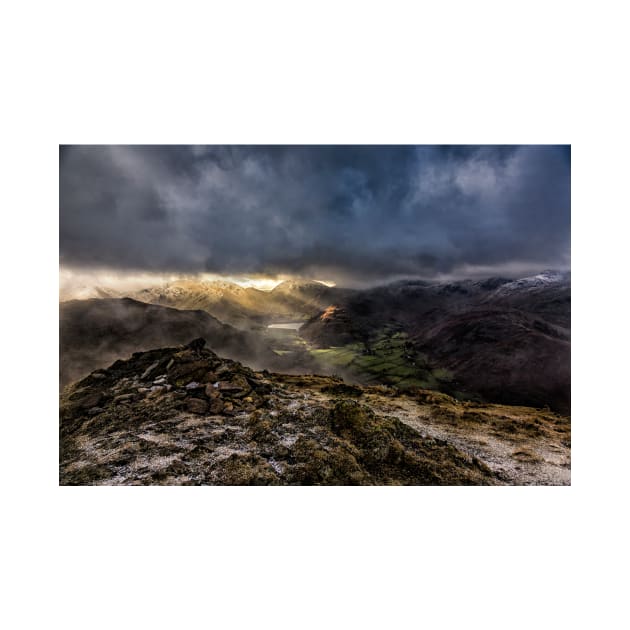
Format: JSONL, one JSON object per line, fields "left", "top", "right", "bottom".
{"left": 59, "top": 341, "right": 501, "bottom": 485}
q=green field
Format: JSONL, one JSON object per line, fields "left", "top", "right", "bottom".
{"left": 307, "top": 329, "right": 454, "bottom": 391}
{"left": 261, "top": 324, "right": 454, "bottom": 392}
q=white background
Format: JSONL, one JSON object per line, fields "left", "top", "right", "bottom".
{"left": 1, "top": 1, "right": 629, "bottom": 628}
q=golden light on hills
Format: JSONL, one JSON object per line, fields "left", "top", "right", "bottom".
{"left": 59, "top": 266, "right": 339, "bottom": 300}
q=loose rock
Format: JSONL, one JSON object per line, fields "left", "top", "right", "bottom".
{"left": 141, "top": 361, "right": 160, "bottom": 380}
{"left": 186, "top": 398, "right": 208, "bottom": 414}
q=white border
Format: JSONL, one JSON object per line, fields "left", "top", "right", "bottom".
{"left": 3, "top": 1, "right": 629, "bottom": 628}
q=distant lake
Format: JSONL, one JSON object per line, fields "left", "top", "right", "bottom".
{"left": 267, "top": 322, "right": 303, "bottom": 330}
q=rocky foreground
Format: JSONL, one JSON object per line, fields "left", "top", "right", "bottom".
{"left": 59, "top": 339, "right": 570, "bottom": 485}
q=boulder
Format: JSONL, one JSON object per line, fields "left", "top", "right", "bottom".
{"left": 186, "top": 398, "right": 208, "bottom": 414}
{"left": 216, "top": 374, "right": 251, "bottom": 394}
{"left": 187, "top": 337, "right": 206, "bottom": 351}
{"left": 205, "top": 383, "right": 220, "bottom": 398}
{"left": 209, "top": 399, "right": 225, "bottom": 414}
{"left": 169, "top": 360, "right": 214, "bottom": 385}
{"left": 71, "top": 390, "right": 103, "bottom": 409}
{"left": 141, "top": 361, "right": 160, "bottom": 380}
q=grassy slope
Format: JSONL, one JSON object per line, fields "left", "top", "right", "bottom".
{"left": 264, "top": 324, "right": 458, "bottom": 393}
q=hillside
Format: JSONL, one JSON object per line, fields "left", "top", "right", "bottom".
{"left": 59, "top": 298, "right": 279, "bottom": 387}
{"left": 60, "top": 272, "right": 571, "bottom": 414}
{"left": 124, "top": 279, "right": 352, "bottom": 328}
{"left": 59, "top": 339, "right": 570, "bottom": 485}
{"left": 300, "top": 271, "right": 571, "bottom": 413}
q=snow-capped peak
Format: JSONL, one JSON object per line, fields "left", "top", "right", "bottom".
{"left": 494, "top": 270, "right": 570, "bottom": 295}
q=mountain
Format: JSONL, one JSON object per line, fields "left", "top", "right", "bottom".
{"left": 59, "top": 284, "right": 122, "bottom": 301}
{"left": 480, "top": 270, "right": 571, "bottom": 328}
{"left": 124, "top": 279, "right": 351, "bottom": 328}
{"left": 59, "top": 298, "right": 279, "bottom": 387}
{"left": 492, "top": 270, "right": 570, "bottom": 295}
{"left": 300, "top": 271, "right": 571, "bottom": 413}
{"left": 59, "top": 339, "right": 570, "bottom": 485}
{"left": 60, "top": 271, "right": 571, "bottom": 413}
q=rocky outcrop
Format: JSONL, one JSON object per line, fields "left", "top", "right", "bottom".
{"left": 59, "top": 338, "right": 497, "bottom": 486}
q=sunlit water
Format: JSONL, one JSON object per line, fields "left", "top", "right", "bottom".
{"left": 267, "top": 322, "right": 303, "bottom": 330}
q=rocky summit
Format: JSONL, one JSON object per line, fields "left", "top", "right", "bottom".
{"left": 60, "top": 338, "right": 570, "bottom": 486}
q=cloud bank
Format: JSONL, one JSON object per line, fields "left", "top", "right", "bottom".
{"left": 60, "top": 145, "right": 570, "bottom": 283}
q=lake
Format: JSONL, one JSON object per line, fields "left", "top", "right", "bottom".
{"left": 267, "top": 322, "right": 303, "bottom": 330}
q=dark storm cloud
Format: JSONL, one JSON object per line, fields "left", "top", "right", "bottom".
{"left": 59, "top": 145, "right": 570, "bottom": 281}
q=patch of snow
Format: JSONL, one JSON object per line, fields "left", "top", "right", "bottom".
{"left": 281, "top": 435, "right": 298, "bottom": 448}
{"left": 494, "top": 270, "right": 569, "bottom": 295}
{"left": 212, "top": 446, "right": 249, "bottom": 462}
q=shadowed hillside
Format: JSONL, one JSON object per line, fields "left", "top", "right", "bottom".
{"left": 300, "top": 271, "right": 570, "bottom": 413}
{"left": 59, "top": 298, "right": 280, "bottom": 387}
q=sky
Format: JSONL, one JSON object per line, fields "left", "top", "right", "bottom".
{"left": 59, "top": 145, "right": 570, "bottom": 286}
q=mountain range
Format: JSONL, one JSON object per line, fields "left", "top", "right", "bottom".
{"left": 300, "top": 270, "right": 570, "bottom": 412}
{"left": 60, "top": 270, "right": 571, "bottom": 413}
{"left": 100, "top": 279, "right": 352, "bottom": 328}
